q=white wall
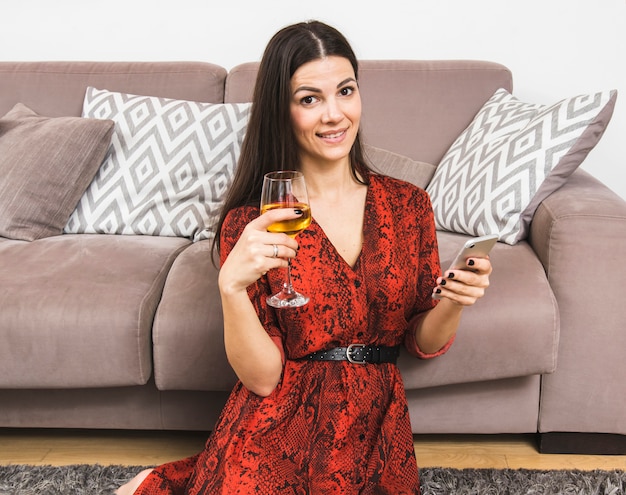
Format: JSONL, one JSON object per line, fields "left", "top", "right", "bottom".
{"left": 2, "top": 0, "right": 625, "bottom": 199}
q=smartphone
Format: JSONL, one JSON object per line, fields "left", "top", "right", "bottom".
{"left": 433, "top": 234, "right": 498, "bottom": 299}
{"left": 446, "top": 234, "right": 499, "bottom": 271}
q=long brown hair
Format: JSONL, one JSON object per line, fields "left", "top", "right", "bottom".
{"left": 212, "top": 20, "right": 372, "bottom": 256}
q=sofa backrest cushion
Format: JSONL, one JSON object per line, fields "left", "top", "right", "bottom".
{"left": 0, "top": 61, "right": 227, "bottom": 118}
{"left": 225, "top": 60, "right": 513, "bottom": 166}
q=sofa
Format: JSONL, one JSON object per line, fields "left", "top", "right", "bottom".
{"left": 1, "top": 60, "right": 625, "bottom": 454}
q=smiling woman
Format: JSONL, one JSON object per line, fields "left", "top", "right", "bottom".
{"left": 289, "top": 56, "right": 366, "bottom": 269}
{"left": 115, "top": 19, "right": 492, "bottom": 495}
{"left": 290, "top": 60, "right": 361, "bottom": 168}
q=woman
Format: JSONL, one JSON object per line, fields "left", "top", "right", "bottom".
{"left": 118, "top": 20, "right": 491, "bottom": 495}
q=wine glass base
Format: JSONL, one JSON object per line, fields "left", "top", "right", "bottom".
{"left": 267, "top": 291, "right": 309, "bottom": 308}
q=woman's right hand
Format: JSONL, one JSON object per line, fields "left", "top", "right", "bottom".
{"left": 218, "top": 208, "right": 302, "bottom": 296}
{"left": 218, "top": 208, "right": 302, "bottom": 396}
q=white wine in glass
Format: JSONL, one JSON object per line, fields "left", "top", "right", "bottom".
{"left": 260, "top": 171, "right": 312, "bottom": 308}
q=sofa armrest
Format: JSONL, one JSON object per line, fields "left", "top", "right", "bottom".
{"left": 152, "top": 240, "right": 238, "bottom": 392}
{"left": 530, "top": 169, "right": 626, "bottom": 268}
{"left": 529, "top": 169, "right": 626, "bottom": 435}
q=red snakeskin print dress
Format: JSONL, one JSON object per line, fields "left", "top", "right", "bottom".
{"left": 135, "top": 174, "right": 453, "bottom": 495}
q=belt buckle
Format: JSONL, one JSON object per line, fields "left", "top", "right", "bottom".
{"left": 346, "top": 344, "right": 367, "bottom": 364}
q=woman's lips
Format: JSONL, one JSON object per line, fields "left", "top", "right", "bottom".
{"left": 317, "top": 129, "right": 346, "bottom": 141}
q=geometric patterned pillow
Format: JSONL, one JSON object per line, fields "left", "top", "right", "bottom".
{"left": 64, "top": 87, "right": 251, "bottom": 241}
{"left": 426, "top": 88, "right": 617, "bottom": 245}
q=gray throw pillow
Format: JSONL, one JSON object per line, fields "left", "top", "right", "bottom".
{"left": 0, "top": 103, "right": 114, "bottom": 241}
{"left": 364, "top": 144, "right": 436, "bottom": 189}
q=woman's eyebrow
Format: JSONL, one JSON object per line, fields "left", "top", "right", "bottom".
{"left": 294, "top": 78, "right": 357, "bottom": 95}
{"left": 337, "top": 77, "right": 356, "bottom": 87}
{"left": 294, "top": 85, "right": 320, "bottom": 94}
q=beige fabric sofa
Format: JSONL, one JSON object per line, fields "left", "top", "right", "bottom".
{"left": 1, "top": 60, "right": 625, "bottom": 454}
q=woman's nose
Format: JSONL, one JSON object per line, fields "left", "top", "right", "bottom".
{"left": 322, "top": 98, "right": 343, "bottom": 123}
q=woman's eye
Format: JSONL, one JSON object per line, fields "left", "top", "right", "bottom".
{"left": 340, "top": 86, "right": 354, "bottom": 96}
{"left": 301, "top": 95, "right": 317, "bottom": 105}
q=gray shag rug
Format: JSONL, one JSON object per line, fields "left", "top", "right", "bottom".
{"left": 0, "top": 464, "right": 625, "bottom": 494}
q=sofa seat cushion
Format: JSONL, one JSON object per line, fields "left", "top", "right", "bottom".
{"left": 0, "top": 234, "right": 189, "bottom": 388}
{"left": 399, "top": 231, "right": 559, "bottom": 389}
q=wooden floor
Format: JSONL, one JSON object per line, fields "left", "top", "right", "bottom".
{"left": 1, "top": 429, "right": 626, "bottom": 471}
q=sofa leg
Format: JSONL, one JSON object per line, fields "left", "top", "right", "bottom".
{"left": 538, "top": 432, "right": 626, "bottom": 455}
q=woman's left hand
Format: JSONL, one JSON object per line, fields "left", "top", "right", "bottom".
{"left": 432, "top": 257, "right": 492, "bottom": 306}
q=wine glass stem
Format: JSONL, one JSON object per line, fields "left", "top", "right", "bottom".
{"left": 282, "top": 259, "right": 300, "bottom": 295}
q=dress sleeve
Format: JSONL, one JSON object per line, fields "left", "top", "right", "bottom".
{"left": 405, "top": 312, "right": 455, "bottom": 358}
{"left": 403, "top": 187, "right": 455, "bottom": 359}
{"left": 219, "top": 207, "right": 286, "bottom": 363}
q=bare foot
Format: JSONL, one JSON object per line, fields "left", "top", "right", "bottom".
{"left": 115, "top": 468, "right": 153, "bottom": 495}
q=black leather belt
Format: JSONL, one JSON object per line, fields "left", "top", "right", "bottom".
{"left": 298, "top": 344, "right": 400, "bottom": 365}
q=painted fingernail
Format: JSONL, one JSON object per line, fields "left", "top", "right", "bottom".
{"left": 294, "top": 209, "right": 303, "bottom": 215}
{"left": 448, "top": 272, "right": 455, "bottom": 279}
{"left": 440, "top": 279, "right": 447, "bottom": 286}
{"left": 435, "top": 288, "right": 442, "bottom": 294}
{"left": 468, "top": 259, "right": 475, "bottom": 266}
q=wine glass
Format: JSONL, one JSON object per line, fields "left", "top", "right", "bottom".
{"left": 260, "top": 171, "right": 312, "bottom": 308}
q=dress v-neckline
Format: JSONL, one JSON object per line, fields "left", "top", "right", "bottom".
{"left": 308, "top": 181, "right": 371, "bottom": 271}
